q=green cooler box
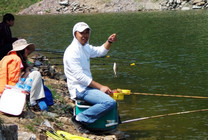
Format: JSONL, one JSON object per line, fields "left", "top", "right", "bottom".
{"left": 75, "top": 100, "right": 118, "bottom": 131}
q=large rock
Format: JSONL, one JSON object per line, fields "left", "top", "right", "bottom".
{"left": 192, "top": 0, "right": 203, "bottom": 5}
{"left": 0, "top": 124, "right": 18, "bottom": 140}
{"left": 18, "top": 132, "right": 36, "bottom": 140}
{"left": 59, "top": 0, "right": 69, "bottom": 6}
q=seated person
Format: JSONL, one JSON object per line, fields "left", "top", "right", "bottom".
{"left": 0, "top": 39, "right": 45, "bottom": 108}
{"left": 63, "top": 22, "right": 117, "bottom": 133}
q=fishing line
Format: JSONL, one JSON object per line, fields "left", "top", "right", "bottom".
{"left": 49, "top": 63, "right": 63, "bottom": 66}
{"left": 132, "top": 92, "right": 208, "bottom": 99}
{"left": 122, "top": 108, "right": 208, "bottom": 124}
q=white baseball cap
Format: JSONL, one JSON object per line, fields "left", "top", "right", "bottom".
{"left": 73, "top": 22, "right": 91, "bottom": 36}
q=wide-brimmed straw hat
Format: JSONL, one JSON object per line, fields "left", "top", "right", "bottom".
{"left": 8, "top": 39, "right": 35, "bottom": 55}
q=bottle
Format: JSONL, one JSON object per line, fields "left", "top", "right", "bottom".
{"left": 15, "top": 78, "right": 26, "bottom": 89}
{"left": 24, "top": 78, "right": 33, "bottom": 93}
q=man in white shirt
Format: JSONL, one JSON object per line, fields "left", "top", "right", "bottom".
{"left": 63, "top": 22, "right": 117, "bottom": 133}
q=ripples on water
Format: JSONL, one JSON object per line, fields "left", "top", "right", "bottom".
{"left": 13, "top": 10, "right": 208, "bottom": 139}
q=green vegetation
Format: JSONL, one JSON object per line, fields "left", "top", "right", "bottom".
{"left": 25, "top": 115, "right": 43, "bottom": 133}
{"left": 0, "top": 117, "right": 4, "bottom": 124}
{"left": 0, "top": 0, "right": 41, "bottom": 15}
{"left": 46, "top": 85, "right": 61, "bottom": 101}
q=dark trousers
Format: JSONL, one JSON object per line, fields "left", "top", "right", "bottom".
{"left": 0, "top": 44, "right": 13, "bottom": 60}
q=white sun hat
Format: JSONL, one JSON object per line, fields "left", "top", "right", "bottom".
{"left": 8, "top": 39, "right": 35, "bottom": 55}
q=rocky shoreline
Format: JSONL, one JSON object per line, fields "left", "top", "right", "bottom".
{"left": 0, "top": 53, "right": 125, "bottom": 140}
{"left": 18, "top": 0, "right": 208, "bottom": 15}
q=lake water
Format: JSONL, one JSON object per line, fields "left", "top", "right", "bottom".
{"left": 12, "top": 10, "right": 208, "bottom": 139}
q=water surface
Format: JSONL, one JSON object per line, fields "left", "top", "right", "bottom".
{"left": 12, "top": 10, "right": 208, "bottom": 139}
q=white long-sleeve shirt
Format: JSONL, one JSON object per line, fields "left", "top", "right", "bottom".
{"left": 63, "top": 38, "right": 109, "bottom": 99}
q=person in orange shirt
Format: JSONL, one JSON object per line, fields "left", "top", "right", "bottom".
{"left": 0, "top": 39, "right": 45, "bottom": 107}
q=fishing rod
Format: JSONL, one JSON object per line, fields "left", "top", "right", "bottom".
{"left": 36, "top": 49, "right": 64, "bottom": 54}
{"left": 122, "top": 108, "right": 208, "bottom": 124}
{"left": 116, "top": 89, "right": 208, "bottom": 99}
{"left": 36, "top": 49, "right": 138, "bottom": 62}
{"left": 132, "top": 92, "right": 208, "bottom": 99}
{"left": 36, "top": 49, "right": 137, "bottom": 60}
{"left": 47, "top": 57, "right": 63, "bottom": 59}
{"left": 35, "top": 50, "right": 137, "bottom": 66}
{"left": 50, "top": 63, "right": 114, "bottom": 66}
{"left": 46, "top": 56, "right": 137, "bottom": 65}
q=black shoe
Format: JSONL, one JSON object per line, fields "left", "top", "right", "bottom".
{"left": 70, "top": 116, "right": 90, "bottom": 134}
{"left": 30, "top": 104, "right": 41, "bottom": 112}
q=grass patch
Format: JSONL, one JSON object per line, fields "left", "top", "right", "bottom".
{"left": 46, "top": 85, "right": 61, "bottom": 101}
{"left": 0, "top": 0, "right": 41, "bottom": 15}
{"left": 25, "top": 115, "right": 44, "bottom": 133}
{"left": 26, "top": 124, "right": 36, "bottom": 133}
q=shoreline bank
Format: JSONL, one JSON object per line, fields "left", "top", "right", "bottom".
{"left": 18, "top": 0, "right": 208, "bottom": 15}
